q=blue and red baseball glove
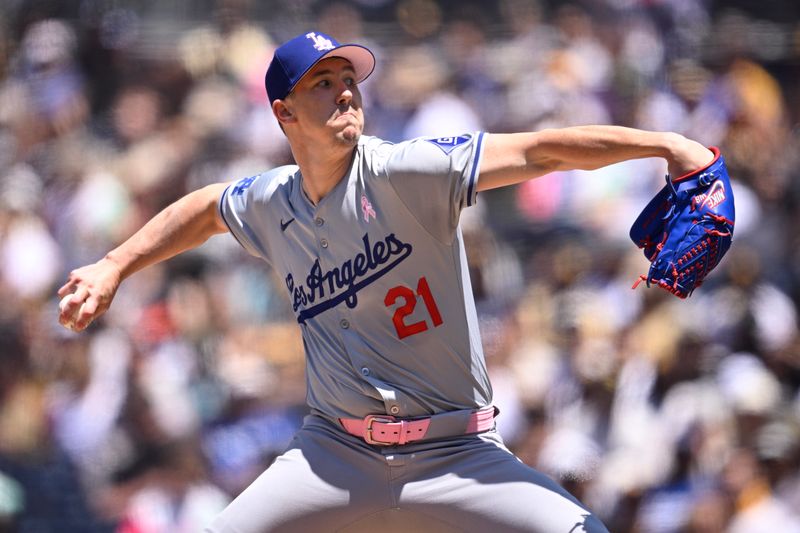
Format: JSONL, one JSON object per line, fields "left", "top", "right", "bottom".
{"left": 630, "top": 147, "right": 735, "bottom": 298}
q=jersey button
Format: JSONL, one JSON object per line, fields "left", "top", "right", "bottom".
{"left": 315, "top": 217, "right": 324, "bottom": 226}
{"left": 340, "top": 319, "right": 350, "bottom": 329}
{"left": 389, "top": 405, "right": 400, "bottom": 415}
{"left": 361, "top": 367, "right": 370, "bottom": 376}
{"left": 320, "top": 238, "right": 329, "bottom": 248}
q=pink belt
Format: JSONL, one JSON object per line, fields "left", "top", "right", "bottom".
{"left": 339, "top": 406, "right": 496, "bottom": 446}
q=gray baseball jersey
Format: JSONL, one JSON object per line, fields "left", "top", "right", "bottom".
{"left": 219, "top": 132, "right": 491, "bottom": 421}
{"left": 212, "top": 133, "right": 610, "bottom": 533}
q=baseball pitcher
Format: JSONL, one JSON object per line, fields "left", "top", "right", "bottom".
{"left": 58, "top": 31, "right": 728, "bottom": 532}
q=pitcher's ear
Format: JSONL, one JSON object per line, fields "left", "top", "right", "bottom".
{"left": 272, "top": 99, "right": 296, "bottom": 126}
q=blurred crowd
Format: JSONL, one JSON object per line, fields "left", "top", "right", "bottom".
{"left": 1, "top": 0, "right": 799, "bottom": 531}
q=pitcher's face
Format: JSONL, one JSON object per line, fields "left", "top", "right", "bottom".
{"left": 277, "top": 57, "right": 364, "bottom": 146}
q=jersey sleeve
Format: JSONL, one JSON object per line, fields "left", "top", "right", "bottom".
{"left": 384, "top": 132, "right": 486, "bottom": 243}
{"left": 218, "top": 172, "right": 274, "bottom": 262}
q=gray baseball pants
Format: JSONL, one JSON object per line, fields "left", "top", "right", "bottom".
{"left": 206, "top": 415, "right": 609, "bottom": 533}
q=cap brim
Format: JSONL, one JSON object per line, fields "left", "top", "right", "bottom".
{"left": 320, "top": 44, "right": 376, "bottom": 83}
{"left": 287, "top": 44, "right": 376, "bottom": 97}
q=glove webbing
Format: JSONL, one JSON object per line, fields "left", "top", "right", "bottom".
{"left": 632, "top": 219, "right": 730, "bottom": 298}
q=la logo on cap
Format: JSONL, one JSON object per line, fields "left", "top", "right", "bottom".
{"left": 306, "top": 32, "right": 334, "bottom": 51}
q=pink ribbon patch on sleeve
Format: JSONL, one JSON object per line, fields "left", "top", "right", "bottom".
{"left": 361, "top": 194, "right": 376, "bottom": 222}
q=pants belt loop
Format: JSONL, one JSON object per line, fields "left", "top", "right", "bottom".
{"left": 397, "top": 420, "right": 409, "bottom": 445}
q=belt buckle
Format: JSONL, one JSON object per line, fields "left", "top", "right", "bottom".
{"left": 363, "top": 414, "right": 397, "bottom": 445}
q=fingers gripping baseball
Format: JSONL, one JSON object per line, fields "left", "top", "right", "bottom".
{"left": 57, "top": 259, "right": 122, "bottom": 332}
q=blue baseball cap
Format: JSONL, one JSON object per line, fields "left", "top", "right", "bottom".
{"left": 265, "top": 31, "right": 375, "bottom": 104}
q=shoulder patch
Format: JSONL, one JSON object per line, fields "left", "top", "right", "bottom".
{"left": 424, "top": 135, "right": 470, "bottom": 155}
{"left": 231, "top": 174, "right": 258, "bottom": 196}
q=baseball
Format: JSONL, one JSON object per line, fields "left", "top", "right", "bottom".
{"left": 59, "top": 294, "right": 84, "bottom": 331}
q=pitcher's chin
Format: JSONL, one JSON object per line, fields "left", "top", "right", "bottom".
{"left": 338, "top": 125, "right": 362, "bottom": 145}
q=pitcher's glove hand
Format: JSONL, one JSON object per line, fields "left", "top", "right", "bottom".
{"left": 630, "top": 147, "right": 735, "bottom": 298}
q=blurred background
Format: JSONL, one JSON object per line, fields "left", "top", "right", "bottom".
{"left": 0, "top": 0, "right": 799, "bottom": 531}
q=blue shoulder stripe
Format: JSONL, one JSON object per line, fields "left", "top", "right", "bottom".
{"left": 466, "top": 132, "right": 484, "bottom": 207}
{"left": 218, "top": 183, "right": 248, "bottom": 251}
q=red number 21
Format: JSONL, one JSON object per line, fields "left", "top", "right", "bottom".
{"left": 384, "top": 277, "right": 443, "bottom": 339}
